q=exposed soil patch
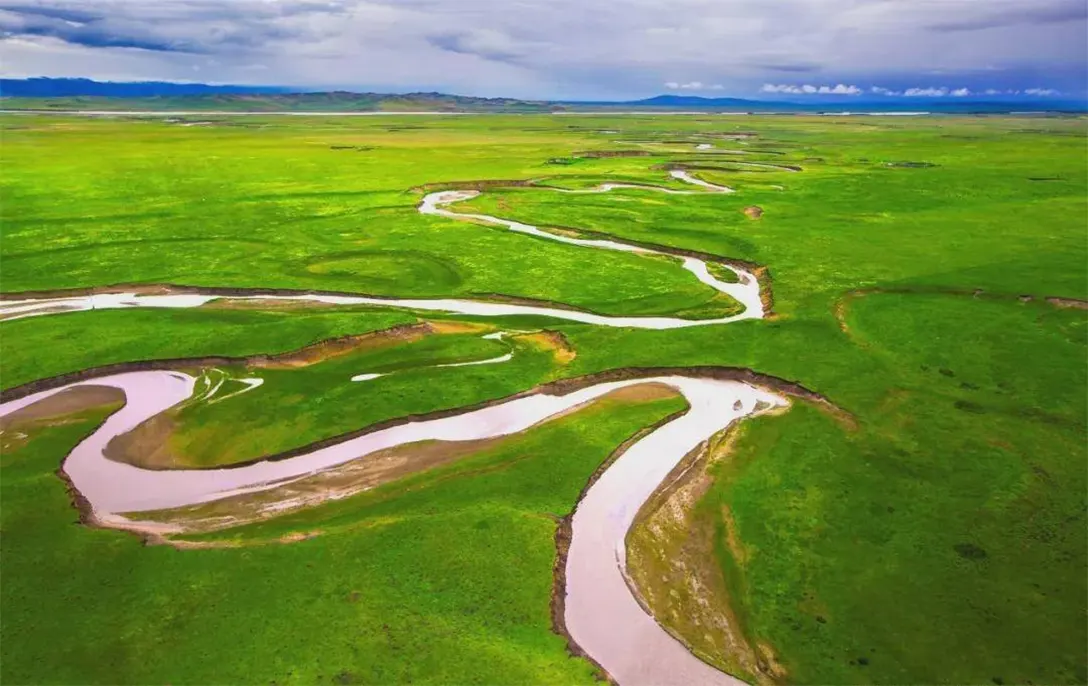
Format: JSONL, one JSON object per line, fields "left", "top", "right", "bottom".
{"left": 1046, "top": 296, "right": 1088, "bottom": 310}
{"left": 413, "top": 178, "right": 539, "bottom": 194}
{"left": 743, "top": 206, "right": 764, "bottom": 220}
{"left": 753, "top": 266, "right": 776, "bottom": 317}
{"left": 427, "top": 320, "right": 493, "bottom": 335}
{"left": 625, "top": 421, "right": 784, "bottom": 683}
{"left": 661, "top": 161, "right": 803, "bottom": 173}
{"left": 105, "top": 412, "right": 179, "bottom": 469}
{"left": 0, "top": 385, "right": 124, "bottom": 432}
{"left": 514, "top": 330, "right": 577, "bottom": 364}
{"left": 253, "top": 322, "right": 431, "bottom": 369}
{"left": 573, "top": 150, "right": 653, "bottom": 158}
{"left": 884, "top": 161, "right": 938, "bottom": 168}
{"left": 134, "top": 436, "right": 504, "bottom": 534}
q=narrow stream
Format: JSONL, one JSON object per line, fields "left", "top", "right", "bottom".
{"left": 0, "top": 176, "right": 759, "bottom": 327}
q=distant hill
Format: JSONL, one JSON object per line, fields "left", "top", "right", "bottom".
{"left": 623, "top": 94, "right": 773, "bottom": 108}
{"left": 0, "top": 79, "right": 557, "bottom": 112}
{"left": 0, "top": 78, "right": 1083, "bottom": 113}
{"left": 0, "top": 77, "right": 289, "bottom": 98}
{"left": 614, "top": 94, "right": 1086, "bottom": 113}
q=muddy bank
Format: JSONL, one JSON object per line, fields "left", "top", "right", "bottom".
{"left": 0, "top": 385, "right": 124, "bottom": 430}
{"left": 625, "top": 418, "right": 790, "bottom": 684}
{"left": 3, "top": 361, "right": 851, "bottom": 476}
{"left": 0, "top": 367, "right": 800, "bottom": 685}
{"left": 573, "top": 150, "right": 654, "bottom": 158}
{"left": 135, "top": 385, "right": 682, "bottom": 536}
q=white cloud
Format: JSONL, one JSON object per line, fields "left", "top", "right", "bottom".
{"left": 761, "top": 83, "right": 861, "bottom": 95}
{"left": 903, "top": 86, "right": 950, "bottom": 96}
{"left": 950, "top": 87, "right": 972, "bottom": 96}
{"left": 1025, "top": 87, "right": 1061, "bottom": 95}
{"left": 664, "top": 80, "right": 724, "bottom": 91}
{"left": 666, "top": 80, "right": 703, "bottom": 90}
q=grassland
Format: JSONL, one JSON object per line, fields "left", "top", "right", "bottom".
{"left": 1, "top": 112, "right": 1085, "bottom": 684}
{"left": 1, "top": 390, "right": 685, "bottom": 684}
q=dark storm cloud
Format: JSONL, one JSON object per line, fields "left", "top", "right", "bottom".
{"left": 0, "top": 6, "right": 196, "bottom": 52}
{"left": 0, "top": 1, "right": 346, "bottom": 54}
{"left": 0, "top": 3, "right": 101, "bottom": 24}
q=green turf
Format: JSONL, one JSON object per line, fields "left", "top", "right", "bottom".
{"left": 0, "top": 306, "right": 415, "bottom": 391}
{"left": 1, "top": 112, "right": 1085, "bottom": 684}
{"left": 164, "top": 328, "right": 563, "bottom": 467}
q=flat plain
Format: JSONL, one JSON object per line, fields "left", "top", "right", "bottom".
{"left": 1, "top": 112, "right": 1085, "bottom": 685}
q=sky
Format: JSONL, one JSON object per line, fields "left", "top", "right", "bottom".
{"left": 0, "top": 0, "right": 1085, "bottom": 100}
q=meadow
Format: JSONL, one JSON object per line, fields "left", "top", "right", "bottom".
{"left": 1, "top": 112, "right": 1085, "bottom": 684}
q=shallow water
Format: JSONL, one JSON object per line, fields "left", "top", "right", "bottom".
{"left": 0, "top": 370, "right": 779, "bottom": 684}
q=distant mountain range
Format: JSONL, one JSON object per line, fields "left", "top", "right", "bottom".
{"left": 0, "top": 77, "right": 290, "bottom": 98}
{"left": 1, "top": 77, "right": 1084, "bottom": 113}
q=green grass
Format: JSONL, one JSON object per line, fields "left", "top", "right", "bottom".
{"left": 0, "top": 387, "right": 684, "bottom": 685}
{"left": 1, "top": 113, "right": 1085, "bottom": 684}
{"left": 0, "top": 306, "right": 415, "bottom": 391}
{"left": 164, "top": 329, "right": 564, "bottom": 467}
{"left": 0, "top": 116, "right": 739, "bottom": 318}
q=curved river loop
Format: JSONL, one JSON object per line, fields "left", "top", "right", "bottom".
{"left": 0, "top": 161, "right": 811, "bottom": 685}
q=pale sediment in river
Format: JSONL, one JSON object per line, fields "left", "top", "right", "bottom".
{"left": 0, "top": 369, "right": 782, "bottom": 685}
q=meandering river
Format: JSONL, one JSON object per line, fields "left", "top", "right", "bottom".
{"left": 0, "top": 170, "right": 784, "bottom": 685}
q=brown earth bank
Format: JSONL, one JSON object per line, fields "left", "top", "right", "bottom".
{"left": 1046, "top": 296, "right": 1088, "bottom": 310}
{"left": 572, "top": 150, "right": 654, "bottom": 158}
{"left": 0, "top": 385, "right": 124, "bottom": 431}
{"left": 659, "top": 162, "right": 804, "bottom": 173}
{"left": 626, "top": 414, "right": 791, "bottom": 685}
{"left": 517, "top": 330, "right": 577, "bottom": 364}
{"left": 104, "top": 327, "right": 567, "bottom": 470}
{"left": 5, "top": 358, "right": 852, "bottom": 474}
{"left": 412, "top": 178, "right": 541, "bottom": 194}
{"left": 131, "top": 383, "right": 685, "bottom": 539}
